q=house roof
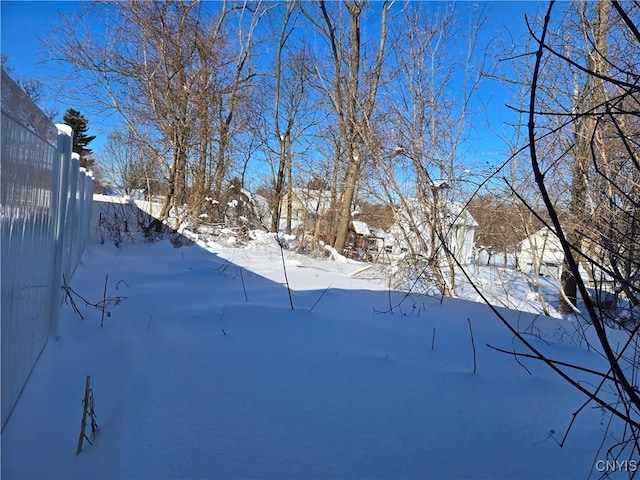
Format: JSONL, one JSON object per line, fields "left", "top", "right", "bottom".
{"left": 351, "top": 220, "right": 371, "bottom": 236}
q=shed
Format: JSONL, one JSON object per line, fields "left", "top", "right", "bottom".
{"left": 348, "top": 220, "right": 372, "bottom": 251}
{"left": 517, "top": 227, "right": 564, "bottom": 276}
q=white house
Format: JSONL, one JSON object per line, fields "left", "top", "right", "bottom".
{"left": 383, "top": 200, "right": 478, "bottom": 265}
{"left": 279, "top": 188, "right": 333, "bottom": 232}
{"left": 517, "top": 227, "right": 564, "bottom": 276}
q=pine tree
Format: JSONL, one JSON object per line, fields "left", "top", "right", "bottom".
{"left": 62, "top": 108, "right": 97, "bottom": 168}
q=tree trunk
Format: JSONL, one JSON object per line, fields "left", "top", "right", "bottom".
{"left": 286, "top": 144, "right": 293, "bottom": 234}
{"left": 333, "top": 3, "right": 363, "bottom": 254}
{"left": 560, "top": 0, "right": 610, "bottom": 313}
{"left": 333, "top": 145, "right": 360, "bottom": 253}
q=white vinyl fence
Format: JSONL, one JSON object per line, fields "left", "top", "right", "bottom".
{"left": 1, "top": 69, "right": 94, "bottom": 431}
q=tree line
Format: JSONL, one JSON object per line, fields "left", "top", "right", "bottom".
{"left": 51, "top": 2, "right": 482, "bottom": 247}
{"left": 50, "top": 1, "right": 638, "bottom": 311}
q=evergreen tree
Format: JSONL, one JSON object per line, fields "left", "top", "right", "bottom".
{"left": 62, "top": 108, "right": 96, "bottom": 168}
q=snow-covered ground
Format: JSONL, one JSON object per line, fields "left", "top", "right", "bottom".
{"left": 1, "top": 225, "right": 628, "bottom": 479}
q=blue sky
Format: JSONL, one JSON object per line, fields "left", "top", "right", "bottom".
{"left": 1, "top": 1, "right": 108, "bottom": 144}
{"left": 1, "top": 1, "right": 545, "bottom": 165}
{"left": 1, "top": 1, "right": 81, "bottom": 79}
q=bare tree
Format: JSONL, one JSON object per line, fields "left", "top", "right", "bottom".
{"left": 100, "top": 130, "right": 165, "bottom": 198}
{"left": 53, "top": 1, "right": 263, "bottom": 228}
{"left": 53, "top": 1, "right": 199, "bottom": 224}
{"left": 555, "top": 0, "right": 613, "bottom": 313}
{"left": 268, "top": 3, "right": 320, "bottom": 233}
{"left": 189, "top": 3, "right": 228, "bottom": 229}
{"left": 301, "top": 0, "right": 390, "bottom": 254}
{"left": 209, "top": 2, "right": 263, "bottom": 208}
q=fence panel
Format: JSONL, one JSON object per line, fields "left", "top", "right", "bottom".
{"left": 1, "top": 70, "right": 93, "bottom": 431}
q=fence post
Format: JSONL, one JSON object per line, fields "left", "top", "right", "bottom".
{"left": 73, "top": 169, "right": 87, "bottom": 274}
{"left": 72, "top": 168, "right": 93, "bottom": 277}
{"left": 49, "top": 124, "right": 73, "bottom": 340}
{"left": 63, "top": 153, "right": 80, "bottom": 280}
{"left": 85, "top": 171, "right": 94, "bottom": 238}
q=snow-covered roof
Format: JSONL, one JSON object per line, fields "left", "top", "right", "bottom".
{"left": 351, "top": 220, "right": 371, "bottom": 236}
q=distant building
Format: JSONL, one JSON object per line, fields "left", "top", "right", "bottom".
{"left": 347, "top": 220, "right": 372, "bottom": 255}
{"left": 377, "top": 199, "right": 477, "bottom": 265}
{"left": 517, "top": 227, "right": 564, "bottom": 276}
{"left": 279, "top": 188, "right": 335, "bottom": 241}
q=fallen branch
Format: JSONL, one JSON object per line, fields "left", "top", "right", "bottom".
{"left": 61, "top": 274, "right": 127, "bottom": 324}
{"left": 62, "top": 274, "right": 84, "bottom": 320}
